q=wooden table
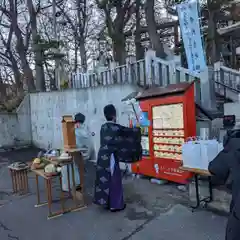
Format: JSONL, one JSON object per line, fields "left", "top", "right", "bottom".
{"left": 180, "top": 166, "right": 213, "bottom": 210}
{"left": 32, "top": 153, "right": 86, "bottom": 220}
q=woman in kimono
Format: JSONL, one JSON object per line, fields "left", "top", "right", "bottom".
{"left": 94, "top": 104, "right": 142, "bottom": 212}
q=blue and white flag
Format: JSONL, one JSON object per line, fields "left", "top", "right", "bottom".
{"left": 177, "top": 0, "right": 206, "bottom": 72}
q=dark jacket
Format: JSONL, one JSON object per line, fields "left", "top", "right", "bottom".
{"left": 208, "top": 137, "right": 240, "bottom": 217}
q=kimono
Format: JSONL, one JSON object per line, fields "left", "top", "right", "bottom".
{"left": 208, "top": 137, "right": 240, "bottom": 240}
{"left": 93, "top": 122, "right": 142, "bottom": 210}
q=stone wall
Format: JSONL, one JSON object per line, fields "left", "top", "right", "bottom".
{"left": 0, "top": 95, "right": 32, "bottom": 148}
{"left": 16, "top": 95, "right": 32, "bottom": 145}
{"left": 30, "top": 84, "right": 140, "bottom": 156}
{"left": 0, "top": 113, "right": 19, "bottom": 148}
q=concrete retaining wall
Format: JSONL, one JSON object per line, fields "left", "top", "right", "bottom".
{"left": 0, "top": 113, "right": 19, "bottom": 148}
{"left": 30, "top": 84, "right": 140, "bottom": 156}
{"left": 0, "top": 95, "right": 32, "bottom": 148}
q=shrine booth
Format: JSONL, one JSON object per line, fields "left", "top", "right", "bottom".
{"left": 131, "top": 82, "right": 212, "bottom": 184}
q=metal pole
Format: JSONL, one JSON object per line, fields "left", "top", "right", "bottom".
{"left": 52, "top": 0, "right": 59, "bottom": 89}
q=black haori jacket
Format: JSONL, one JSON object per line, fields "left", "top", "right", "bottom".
{"left": 99, "top": 122, "right": 142, "bottom": 166}
{"left": 209, "top": 138, "right": 240, "bottom": 218}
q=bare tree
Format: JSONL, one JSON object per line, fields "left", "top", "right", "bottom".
{"left": 58, "top": 0, "right": 93, "bottom": 71}
{"left": 135, "top": 0, "right": 145, "bottom": 60}
{"left": 0, "top": 27, "right": 22, "bottom": 91}
{"left": 26, "top": 0, "right": 46, "bottom": 91}
{"left": 0, "top": 0, "right": 36, "bottom": 91}
{"left": 96, "top": 0, "right": 135, "bottom": 65}
{"left": 145, "top": 0, "right": 166, "bottom": 58}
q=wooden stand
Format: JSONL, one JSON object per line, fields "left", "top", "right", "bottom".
{"left": 8, "top": 166, "right": 29, "bottom": 195}
{"left": 32, "top": 152, "right": 86, "bottom": 220}
{"left": 62, "top": 115, "right": 76, "bottom": 149}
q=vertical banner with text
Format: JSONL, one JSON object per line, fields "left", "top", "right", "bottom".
{"left": 177, "top": 0, "right": 206, "bottom": 72}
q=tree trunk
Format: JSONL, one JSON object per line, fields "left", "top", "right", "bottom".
{"left": 7, "top": 51, "right": 22, "bottom": 91}
{"left": 22, "top": 63, "right": 35, "bottom": 92}
{"left": 135, "top": 0, "right": 144, "bottom": 60}
{"left": 33, "top": 42, "right": 46, "bottom": 91}
{"left": 79, "top": 37, "right": 87, "bottom": 71}
{"left": 113, "top": 33, "right": 126, "bottom": 65}
{"left": 15, "top": 41, "right": 35, "bottom": 92}
{"left": 12, "top": 64, "right": 22, "bottom": 92}
{"left": 26, "top": 0, "right": 46, "bottom": 91}
{"left": 208, "top": 12, "right": 217, "bottom": 64}
{"left": 76, "top": 0, "right": 87, "bottom": 71}
{"left": 145, "top": 0, "right": 166, "bottom": 58}
{"left": 74, "top": 37, "right": 78, "bottom": 72}
{"left": 9, "top": 0, "right": 35, "bottom": 92}
{"left": 0, "top": 73, "right": 7, "bottom": 101}
{"left": 13, "top": 31, "right": 35, "bottom": 92}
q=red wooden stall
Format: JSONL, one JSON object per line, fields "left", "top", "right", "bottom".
{"left": 132, "top": 82, "right": 196, "bottom": 184}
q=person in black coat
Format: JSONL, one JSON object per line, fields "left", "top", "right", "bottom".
{"left": 208, "top": 129, "right": 240, "bottom": 240}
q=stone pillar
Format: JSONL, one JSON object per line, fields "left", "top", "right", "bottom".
{"left": 144, "top": 49, "right": 156, "bottom": 85}
{"left": 200, "top": 67, "right": 217, "bottom": 111}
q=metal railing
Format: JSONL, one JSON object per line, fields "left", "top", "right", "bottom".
{"left": 214, "top": 68, "right": 240, "bottom": 101}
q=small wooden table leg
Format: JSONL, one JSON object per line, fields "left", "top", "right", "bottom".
{"left": 24, "top": 170, "right": 29, "bottom": 193}
{"left": 79, "top": 154, "right": 84, "bottom": 192}
{"left": 67, "top": 165, "right": 71, "bottom": 197}
{"left": 45, "top": 179, "right": 52, "bottom": 219}
{"left": 36, "top": 174, "right": 40, "bottom": 205}
{"left": 71, "top": 162, "right": 78, "bottom": 207}
{"left": 59, "top": 175, "right": 65, "bottom": 213}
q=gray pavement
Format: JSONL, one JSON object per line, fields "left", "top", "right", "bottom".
{"left": 130, "top": 205, "right": 226, "bottom": 240}
{"left": 0, "top": 148, "right": 227, "bottom": 240}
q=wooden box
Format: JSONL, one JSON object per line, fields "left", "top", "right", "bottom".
{"left": 62, "top": 115, "right": 76, "bottom": 149}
